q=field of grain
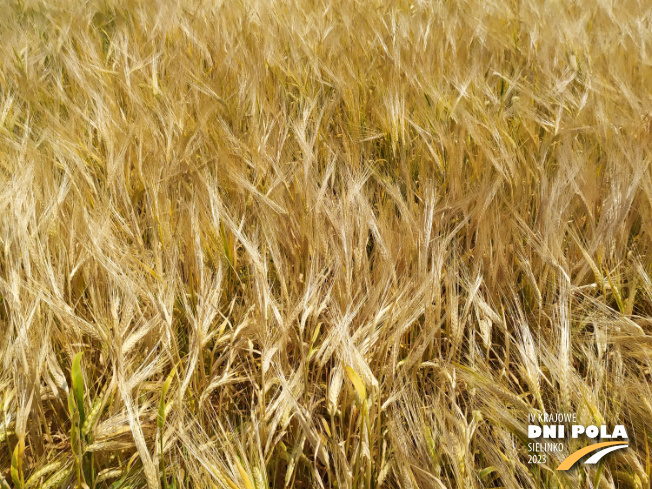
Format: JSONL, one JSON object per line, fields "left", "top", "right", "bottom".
{"left": 1, "top": 0, "right": 651, "bottom": 487}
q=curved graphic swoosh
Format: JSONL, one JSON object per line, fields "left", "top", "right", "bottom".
{"left": 556, "top": 442, "right": 629, "bottom": 470}
{"left": 584, "top": 444, "right": 628, "bottom": 464}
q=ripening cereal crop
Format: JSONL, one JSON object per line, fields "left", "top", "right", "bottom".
{"left": 1, "top": 0, "right": 651, "bottom": 487}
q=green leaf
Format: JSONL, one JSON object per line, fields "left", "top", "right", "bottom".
{"left": 71, "top": 352, "right": 86, "bottom": 428}
{"left": 11, "top": 439, "right": 24, "bottom": 489}
{"left": 593, "top": 460, "right": 605, "bottom": 488}
{"left": 478, "top": 466, "right": 497, "bottom": 479}
{"left": 109, "top": 471, "right": 129, "bottom": 489}
{"left": 158, "top": 368, "right": 175, "bottom": 431}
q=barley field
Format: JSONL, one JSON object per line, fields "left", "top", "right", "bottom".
{"left": 1, "top": 0, "right": 651, "bottom": 487}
